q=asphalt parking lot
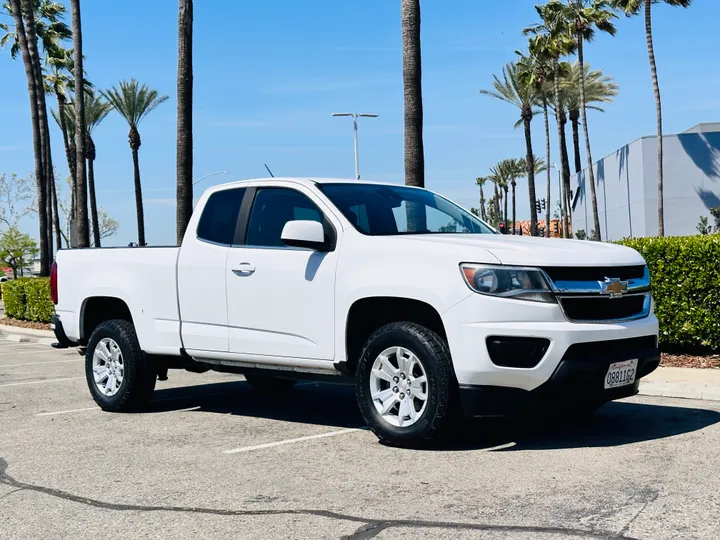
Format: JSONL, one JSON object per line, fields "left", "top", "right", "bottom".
{"left": 2, "top": 339, "right": 720, "bottom": 539}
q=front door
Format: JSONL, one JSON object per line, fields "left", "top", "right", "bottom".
{"left": 226, "top": 186, "right": 339, "bottom": 360}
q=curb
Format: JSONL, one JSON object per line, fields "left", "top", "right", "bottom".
{"left": 0, "top": 323, "right": 55, "bottom": 345}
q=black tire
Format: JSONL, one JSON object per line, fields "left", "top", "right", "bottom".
{"left": 355, "top": 322, "right": 456, "bottom": 448}
{"left": 244, "top": 374, "right": 297, "bottom": 394}
{"left": 85, "top": 319, "right": 156, "bottom": 412}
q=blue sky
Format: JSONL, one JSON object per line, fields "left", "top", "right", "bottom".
{"left": 1, "top": 0, "right": 718, "bottom": 246}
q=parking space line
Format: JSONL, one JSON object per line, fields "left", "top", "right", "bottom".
{"left": 223, "top": 428, "right": 361, "bottom": 454}
{"left": 0, "top": 376, "right": 84, "bottom": 387}
{"left": 35, "top": 407, "right": 99, "bottom": 417}
{"left": 2, "top": 359, "right": 80, "bottom": 367}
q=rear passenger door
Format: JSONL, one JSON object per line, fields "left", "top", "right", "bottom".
{"left": 177, "top": 187, "right": 245, "bottom": 352}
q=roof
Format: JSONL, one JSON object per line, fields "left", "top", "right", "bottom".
{"left": 212, "top": 177, "right": 408, "bottom": 190}
{"left": 682, "top": 122, "right": 720, "bottom": 134}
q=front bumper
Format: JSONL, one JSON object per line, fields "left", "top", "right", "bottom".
{"left": 458, "top": 337, "right": 660, "bottom": 417}
{"left": 442, "top": 292, "right": 660, "bottom": 394}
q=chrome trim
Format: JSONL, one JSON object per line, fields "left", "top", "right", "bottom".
{"left": 556, "top": 293, "right": 651, "bottom": 324}
{"left": 548, "top": 266, "right": 650, "bottom": 295}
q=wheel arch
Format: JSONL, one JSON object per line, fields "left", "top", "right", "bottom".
{"left": 343, "top": 296, "right": 447, "bottom": 375}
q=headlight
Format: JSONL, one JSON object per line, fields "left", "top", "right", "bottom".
{"left": 459, "top": 264, "right": 556, "bottom": 303}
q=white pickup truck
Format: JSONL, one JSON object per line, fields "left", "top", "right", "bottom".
{"left": 51, "top": 178, "right": 659, "bottom": 447}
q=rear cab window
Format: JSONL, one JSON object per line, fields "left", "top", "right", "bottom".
{"left": 196, "top": 188, "right": 246, "bottom": 245}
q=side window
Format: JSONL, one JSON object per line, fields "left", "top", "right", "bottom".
{"left": 246, "top": 188, "right": 324, "bottom": 247}
{"left": 196, "top": 188, "right": 246, "bottom": 245}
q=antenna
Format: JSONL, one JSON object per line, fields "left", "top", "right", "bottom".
{"left": 264, "top": 164, "right": 274, "bottom": 178}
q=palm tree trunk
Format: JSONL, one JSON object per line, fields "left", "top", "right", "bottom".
{"left": 570, "top": 112, "right": 582, "bottom": 174}
{"left": 132, "top": 147, "right": 146, "bottom": 246}
{"left": 57, "top": 95, "right": 77, "bottom": 219}
{"left": 645, "top": 0, "right": 663, "bottom": 236}
{"left": 512, "top": 183, "right": 517, "bottom": 235}
{"left": 71, "top": 0, "right": 90, "bottom": 248}
{"left": 543, "top": 99, "right": 551, "bottom": 238}
{"left": 503, "top": 188, "right": 509, "bottom": 227}
{"left": 552, "top": 58, "right": 570, "bottom": 239}
{"left": 10, "top": 0, "right": 48, "bottom": 273}
{"left": 577, "top": 36, "right": 602, "bottom": 241}
{"left": 51, "top": 175, "right": 62, "bottom": 249}
{"left": 479, "top": 187, "right": 486, "bottom": 221}
{"left": 401, "top": 0, "right": 424, "bottom": 188}
{"left": 401, "top": 0, "right": 425, "bottom": 232}
{"left": 88, "top": 153, "right": 101, "bottom": 247}
{"left": 523, "top": 116, "right": 538, "bottom": 236}
{"left": 176, "top": 0, "right": 194, "bottom": 245}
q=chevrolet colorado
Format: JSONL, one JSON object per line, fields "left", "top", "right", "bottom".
{"left": 51, "top": 178, "right": 659, "bottom": 447}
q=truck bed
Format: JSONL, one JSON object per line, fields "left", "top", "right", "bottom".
{"left": 54, "top": 247, "right": 182, "bottom": 355}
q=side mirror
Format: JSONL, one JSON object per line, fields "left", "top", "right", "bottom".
{"left": 281, "top": 220, "right": 328, "bottom": 251}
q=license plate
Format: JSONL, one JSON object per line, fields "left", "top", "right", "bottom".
{"left": 604, "top": 359, "right": 638, "bottom": 389}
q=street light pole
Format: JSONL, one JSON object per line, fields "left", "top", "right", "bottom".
{"left": 332, "top": 112, "right": 378, "bottom": 179}
{"left": 193, "top": 170, "right": 230, "bottom": 186}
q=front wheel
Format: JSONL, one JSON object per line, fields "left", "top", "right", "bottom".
{"left": 355, "top": 322, "right": 456, "bottom": 448}
{"left": 85, "top": 319, "right": 156, "bottom": 412}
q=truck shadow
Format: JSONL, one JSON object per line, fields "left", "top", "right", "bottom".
{"left": 148, "top": 380, "right": 720, "bottom": 451}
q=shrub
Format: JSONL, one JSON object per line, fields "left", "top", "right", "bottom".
{"left": 1, "top": 277, "right": 53, "bottom": 323}
{"left": 618, "top": 235, "right": 720, "bottom": 351}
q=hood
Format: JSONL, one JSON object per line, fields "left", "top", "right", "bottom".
{"left": 402, "top": 234, "right": 645, "bottom": 267}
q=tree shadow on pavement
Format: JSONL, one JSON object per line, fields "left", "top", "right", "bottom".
{"left": 147, "top": 380, "right": 720, "bottom": 451}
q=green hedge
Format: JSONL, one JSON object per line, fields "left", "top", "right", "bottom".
{"left": 2, "top": 278, "right": 53, "bottom": 323}
{"left": 618, "top": 235, "right": 720, "bottom": 351}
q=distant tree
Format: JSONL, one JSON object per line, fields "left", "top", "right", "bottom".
{"left": 575, "top": 229, "right": 588, "bottom": 240}
{"left": 696, "top": 216, "right": 712, "bottom": 235}
{"left": 612, "top": 0, "right": 692, "bottom": 237}
{"left": 475, "top": 176, "right": 488, "bottom": 221}
{"left": 0, "top": 227, "right": 38, "bottom": 278}
{"left": 0, "top": 173, "right": 34, "bottom": 228}
{"left": 711, "top": 207, "right": 720, "bottom": 231}
{"left": 101, "top": 79, "right": 168, "bottom": 246}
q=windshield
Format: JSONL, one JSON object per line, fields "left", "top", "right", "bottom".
{"left": 319, "top": 183, "right": 495, "bottom": 236}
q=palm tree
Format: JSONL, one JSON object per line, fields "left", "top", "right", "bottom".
{"left": 525, "top": 14, "right": 576, "bottom": 238}
{"left": 480, "top": 62, "right": 540, "bottom": 235}
{"left": 612, "top": 0, "right": 691, "bottom": 237}
{"left": 517, "top": 51, "right": 556, "bottom": 238}
{"left": 550, "top": 0, "right": 617, "bottom": 241}
{"left": 69, "top": 0, "right": 90, "bottom": 247}
{"left": 101, "top": 79, "right": 168, "bottom": 246}
{"left": 475, "top": 177, "right": 488, "bottom": 221}
{"left": 62, "top": 93, "right": 112, "bottom": 247}
{"left": 4, "top": 0, "right": 50, "bottom": 270}
{"left": 176, "top": 0, "right": 193, "bottom": 245}
{"left": 489, "top": 164, "right": 509, "bottom": 228}
{"left": 562, "top": 62, "right": 618, "bottom": 174}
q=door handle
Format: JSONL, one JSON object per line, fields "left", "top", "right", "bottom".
{"left": 232, "top": 262, "right": 255, "bottom": 274}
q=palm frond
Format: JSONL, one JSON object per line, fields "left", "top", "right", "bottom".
{"left": 101, "top": 79, "right": 168, "bottom": 129}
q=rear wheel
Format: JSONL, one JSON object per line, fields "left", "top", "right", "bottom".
{"left": 244, "top": 374, "right": 297, "bottom": 394}
{"left": 356, "top": 322, "right": 456, "bottom": 448}
{"left": 85, "top": 319, "right": 156, "bottom": 412}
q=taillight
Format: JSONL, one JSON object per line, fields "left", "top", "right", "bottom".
{"left": 50, "top": 261, "right": 58, "bottom": 305}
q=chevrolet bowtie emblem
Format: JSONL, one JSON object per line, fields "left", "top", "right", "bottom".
{"left": 600, "top": 277, "right": 628, "bottom": 298}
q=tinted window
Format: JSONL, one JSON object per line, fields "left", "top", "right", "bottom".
{"left": 320, "top": 183, "right": 494, "bottom": 236}
{"left": 246, "top": 188, "right": 325, "bottom": 247}
{"left": 196, "top": 188, "right": 246, "bottom": 245}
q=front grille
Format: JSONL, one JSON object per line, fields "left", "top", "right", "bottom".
{"left": 563, "top": 335, "right": 658, "bottom": 362}
{"left": 559, "top": 295, "right": 647, "bottom": 321}
{"left": 542, "top": 265, "right": 645, "bottom": 282}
